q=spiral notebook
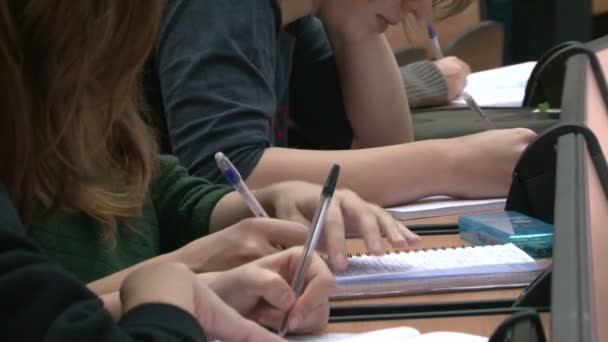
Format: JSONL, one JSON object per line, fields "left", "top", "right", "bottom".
{"left": 332, "top": 243, "right": 544, "bottom": 299}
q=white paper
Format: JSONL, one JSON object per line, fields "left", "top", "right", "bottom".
{"left": 386, "top": 196, "right": 506, "bottom": 220}
{"left": 337, "top": 243, "right": 535, "bottom": 281}
{"left": 291, "top": 327, "right": 487, "bottom": 342}
{"left": 451, "top": 61, "right": 537, "bottom": 107}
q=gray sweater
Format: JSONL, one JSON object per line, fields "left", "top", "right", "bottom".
{"left": 144, "top": 0, "right": 447, "bottom": 183}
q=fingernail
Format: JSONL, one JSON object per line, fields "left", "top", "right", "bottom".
{"left": 288, "top": 314, "right": 302, "bottom": 330}
{"left": 372, "top": 240, "right": 384, "bottom": 254}
{"left": 334, "top": 253, "right": 348, "bottom": 270}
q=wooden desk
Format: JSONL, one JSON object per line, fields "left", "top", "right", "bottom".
{"left": 595, "top": 0, "right": 608, "bottom": 15}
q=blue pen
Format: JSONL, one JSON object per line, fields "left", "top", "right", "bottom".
{"left": 215, "top": 152, "right": 269, "bottom": 218}
{"left": 427, "top": 22, "right": 495, "bottom": 129}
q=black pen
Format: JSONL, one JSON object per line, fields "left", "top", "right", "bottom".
{"left": 277, "top": 164, "right": 341, "bottom": 337}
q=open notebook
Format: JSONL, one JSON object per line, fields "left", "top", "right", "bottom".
{"left": 291, "top": 327, "right": 487, "bottom": 342}
{"left": 332, "top": 243, "right": 543, "bottom": 299}
{"left": 386, "top": 196, "right": 506, "bottom": 220}
{"left": 451, "top": 61, "right": 537, "bottom": 107}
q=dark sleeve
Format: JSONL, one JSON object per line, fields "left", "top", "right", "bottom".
{"left": 0, "top": 183, "right": 206, "bottom": 342}
{"left": 288, "top": 16, "right": 354, "bottom": 150}
{"left": 154, "top": 0, "right": 281, "bottom": 182}
{"left": 152, "top": 155, "right": 232, "bottom": 252}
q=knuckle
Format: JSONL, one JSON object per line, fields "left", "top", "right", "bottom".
{"left": 236, "top": 241, "right": 265, "bottom": 261}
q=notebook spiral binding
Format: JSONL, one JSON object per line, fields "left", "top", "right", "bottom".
{"left": 345, "top": 245, "right": 488, "bottom": 258}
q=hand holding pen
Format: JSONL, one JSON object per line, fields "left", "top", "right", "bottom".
{"left": 215, "top": 151, "right": 420, "bottom": 271}
{"left": 278, "top": 164, "right": 340, "bottom": 338}
{"left": 427, "top": 23, "right": 495, "bottom": 129}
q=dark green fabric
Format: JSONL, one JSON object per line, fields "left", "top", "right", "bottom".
{"left": 27, "top": 155, "right": 232, "bottom": 283}
{"left": 412, "top": 107, "right": 559, "bottom": 140}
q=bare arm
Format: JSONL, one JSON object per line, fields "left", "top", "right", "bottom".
{"left": 331, "top": 33, "right": 414, "bottom": 147}
{"left": 246, "top": 128, "right": 537, "bottom": 207}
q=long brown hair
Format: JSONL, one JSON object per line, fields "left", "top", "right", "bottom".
{"left": 0, "top": 1, "right": 164, "bottom": 236}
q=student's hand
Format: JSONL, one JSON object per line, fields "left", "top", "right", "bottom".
{"left": 200, "top": 247, "right": 336, "bottom": 335}
{"left": 434, "top": 56, "right": 471, "bottom": 100}
{"left": 447, "top": 128, "right": 537, "bottom": 198}
{"left": 121, "top": 262, "right": 286, "bottom": 342}
{"left": 177, "top": 218, "right": 309, "bottom": 273}
{"left": 258, "top": 181, "right": 420, "bottom": 271}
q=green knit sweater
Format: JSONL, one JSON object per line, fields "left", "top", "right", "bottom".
{"left": 27, "top": 155, "right": 232, "bottom": 283}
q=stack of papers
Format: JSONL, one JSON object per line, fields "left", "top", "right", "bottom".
{"left": 451, "top": 61, "right": 537, "bottom": 107}
{"left": 386, "top": 196, "right": 506, "bottom": 220}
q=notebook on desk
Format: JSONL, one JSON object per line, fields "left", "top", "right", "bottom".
{"left": 451, "top": 62, "right": 537, "bottom": 107}
{"left": 386, "top": 196, "right": 506, "bottom": 220}
{"left": 332, "top": 243, "right": 543, "bottom": 299}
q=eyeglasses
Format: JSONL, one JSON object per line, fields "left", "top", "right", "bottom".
{"left": 489, "top": 311, "right": 548, "bottom": 342}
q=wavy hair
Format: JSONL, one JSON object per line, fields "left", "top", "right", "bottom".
{"left": 0, "top": 0, "right": 164, "bottom": 236}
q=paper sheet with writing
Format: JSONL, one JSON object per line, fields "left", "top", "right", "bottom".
{"left": 386, "top": 196, "right": 506, "bottom": 220}
{"left": 291, "top": 327, "right": 487, "bottom": 342}
{"left": 452, "top": 61, "right": 537, "bottom": 107}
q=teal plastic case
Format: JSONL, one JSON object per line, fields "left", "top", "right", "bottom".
{"left": 458, "top": 211, "right": 553, "bottom": 258}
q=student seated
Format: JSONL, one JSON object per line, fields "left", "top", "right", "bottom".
{"left": 145, "top": 0, "right": 536, "bottom": 207}
{"left": 0, "top": 181, "right": 335, "bottom": 342}
{"left": 1, "top": 0, "right": 409, "bottom": 314}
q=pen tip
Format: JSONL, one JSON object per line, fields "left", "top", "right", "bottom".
{"left": 322, "top": 164, "right": 340, "bottom": 197}
{"left": 214, "top": 152, "right": 224, "bottom": 162}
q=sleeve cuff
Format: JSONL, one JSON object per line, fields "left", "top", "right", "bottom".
{"left": 401, "top": 60, "right": 449, "bottom": 109}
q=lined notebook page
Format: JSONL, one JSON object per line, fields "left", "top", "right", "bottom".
{"left": 339, "top": 243, "right": 534, "bottom": 281}
{"left": 332, "top": 244, "right": 544, "bottom": 298}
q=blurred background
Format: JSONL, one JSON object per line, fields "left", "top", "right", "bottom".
{"left": 386, "top": 0, "right": 606, "bottom": 70}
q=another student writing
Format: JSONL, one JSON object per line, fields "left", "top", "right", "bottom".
{"left": 147, "top": 0, "right": 536, "bottom": 207}
{"left": 0, "top": 3, "right": 407, "bottom": 323}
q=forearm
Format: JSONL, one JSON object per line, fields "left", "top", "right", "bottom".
{"left": 87, "top": 251, "right": 180, "bottom": 295}
{"left": 245, "top": 144, "right": 455, "bottom": 207}
{"left": 331, "top": 34, "right": 413, "bottom": 147}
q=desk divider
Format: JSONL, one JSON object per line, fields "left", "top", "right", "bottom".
{"left": 329, "top": 299, "right": 550, "bottom": 323}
